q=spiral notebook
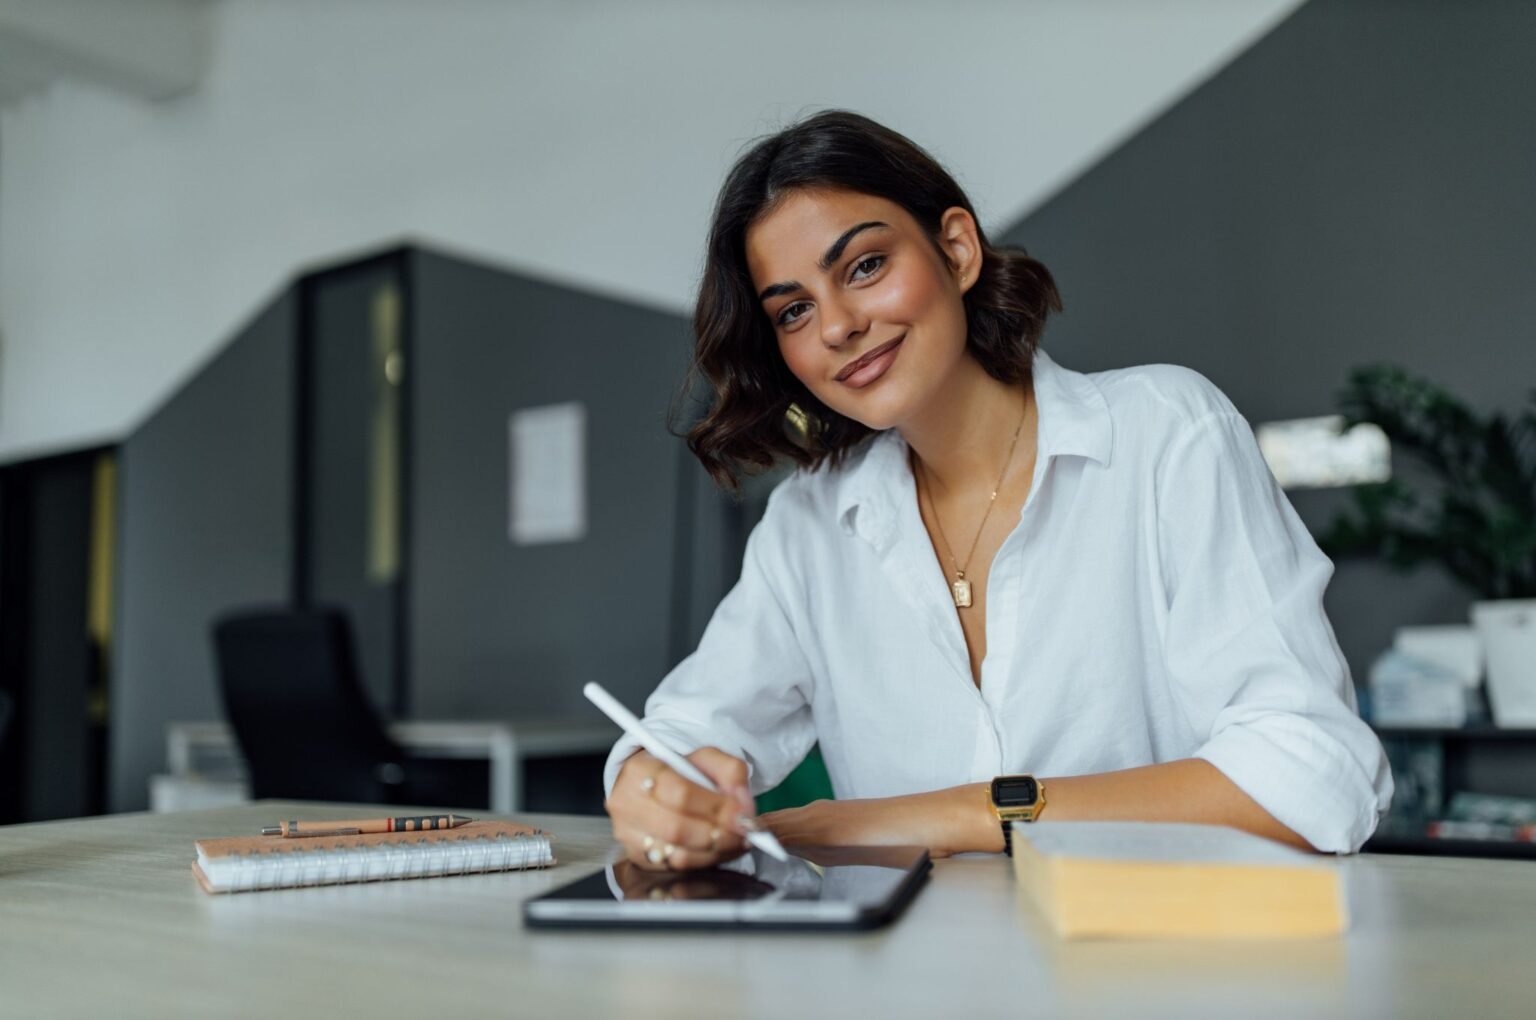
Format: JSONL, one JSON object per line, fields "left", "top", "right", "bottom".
{"left": 192, "top": 821, "right": 556, "bottom": 894}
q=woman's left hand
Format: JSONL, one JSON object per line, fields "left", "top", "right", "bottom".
{"left": 759, "top": 785, "right": 997, "bottom": 858}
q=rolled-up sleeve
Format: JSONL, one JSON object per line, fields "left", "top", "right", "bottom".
{"left": 1157, "top": 410, "right": 1393, "bottom": 853}
{"left": 602, "top": 488, "right": 818, "bottom": 799}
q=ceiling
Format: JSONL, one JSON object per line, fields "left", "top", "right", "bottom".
{"left": 0, "top": 0, "right": 209, "bottom": 106}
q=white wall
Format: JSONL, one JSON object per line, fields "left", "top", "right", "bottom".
{"left": 0, "top": 0, "right": 1304, "bottom": 462}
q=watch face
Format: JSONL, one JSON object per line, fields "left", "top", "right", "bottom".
{"left": 992, "top": 775, "right": 1038, "bottom": 808}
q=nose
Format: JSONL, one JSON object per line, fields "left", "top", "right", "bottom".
{"left": 818, "top": 291, "right": 867, "bottom": 350}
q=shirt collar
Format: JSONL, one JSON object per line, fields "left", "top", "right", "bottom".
{"left": 832, "top": 347, "right": 1113, "bottom": 540}
{"left": 1031, "top": 347, "right": 1114, "bottom": 467}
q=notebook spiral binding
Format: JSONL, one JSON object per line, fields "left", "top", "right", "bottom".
{"left": 220, "top": 832, "right": 554, "bottom": 892}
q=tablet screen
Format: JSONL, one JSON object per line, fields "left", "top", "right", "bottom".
{"left": 524, "top": 845, "right": 930, "bottom": 930}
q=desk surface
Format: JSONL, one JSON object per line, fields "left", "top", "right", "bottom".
{"left": 2, "top": 803, "right": 1533, "bottom": 1019}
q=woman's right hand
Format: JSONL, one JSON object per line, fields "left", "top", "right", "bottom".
{"left": 605, "top": 747, "right": 756, "bottom": 871}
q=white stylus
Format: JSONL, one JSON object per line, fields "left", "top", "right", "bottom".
{"left": 583, "top": 682, "right": 790, "bottom": 862}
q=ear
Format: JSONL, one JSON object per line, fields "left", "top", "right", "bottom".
{"left": 938, "top": 206, "right": 983, "bottom": 295}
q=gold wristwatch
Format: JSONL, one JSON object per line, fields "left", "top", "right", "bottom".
{"left": 989, "top": 774, "right": 1046, "bottom": 855}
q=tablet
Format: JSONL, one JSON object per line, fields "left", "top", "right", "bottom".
{"left": 523, "top": 844, "right": 931, "bottom": 931}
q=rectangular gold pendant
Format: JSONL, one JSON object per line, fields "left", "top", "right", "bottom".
{"left": 952, "top": 578, "right": 973, "bottom": 608}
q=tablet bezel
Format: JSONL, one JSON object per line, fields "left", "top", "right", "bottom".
{"left": 523, "top": 845, "right": 932, "bottom": 931}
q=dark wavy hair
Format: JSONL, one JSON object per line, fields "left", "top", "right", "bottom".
{"left": 682, "top": 109, "right": 1063, "bottom": 491}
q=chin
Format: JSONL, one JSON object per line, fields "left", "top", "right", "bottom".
{"left": 845, "top": 411, "right": 902, "bottom": 433}
{"left": 822, "top": 388, "right": 913, "bottom": 434}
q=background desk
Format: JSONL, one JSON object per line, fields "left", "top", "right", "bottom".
{"left": 1, "top": 803, "right": 1533, "bottom": 1018}
{"left": 154, "top": 720, "right": 616, "bottom": 814}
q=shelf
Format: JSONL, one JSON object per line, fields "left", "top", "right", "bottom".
{"left": 1371, "top": 724, "right": 1536, "bottom": 741}
{"left": 1365, "top": 832, "right": 1536, "bottom": 860}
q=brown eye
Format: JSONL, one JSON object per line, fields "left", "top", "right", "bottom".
{"left": 851, "top": 254, "right": 886, "bottom": 280}
{"left": 776, "top": 301, "right": 810, "bottom": 327}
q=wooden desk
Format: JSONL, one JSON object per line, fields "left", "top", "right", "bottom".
{"left": 2, "top": 803, "right": 1533, "bottom": 1018}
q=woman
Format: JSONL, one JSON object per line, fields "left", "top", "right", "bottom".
{"left": 603, "top": 110, "right": 1392, "bottom": 871}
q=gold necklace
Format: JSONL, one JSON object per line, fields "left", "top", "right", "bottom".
{"left": 915, "top": 397, "right": 1027, "bottom": 609}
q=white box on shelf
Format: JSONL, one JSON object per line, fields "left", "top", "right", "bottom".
{"left": 149, "top": 774, "right": 249, "bottom": 813}
{"left": 1393, "top": 625, "right": 1482, "bottom": 687}
{"left": 1472, "top": 600, "right": 1536, "bottom": 728}
{"left": 1369, "top": 648, "right": 1467, "bottom": 728}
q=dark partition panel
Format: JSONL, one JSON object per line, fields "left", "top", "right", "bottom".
{"left": 299, "top": 256, "right": 408, "bottom": 715}
{"left": 408, "top": 250, "right": 712, "bottom": 719}
{"left": 111, "top": 292, "right": 297, "bottom": 811}
{"left": 0, "top": 450, "right": 109, "bottom": 821}
{"left": 1001, "top": 0, "right": 1536, "bottom": 684}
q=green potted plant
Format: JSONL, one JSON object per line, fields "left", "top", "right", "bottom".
{"left": 1320, "top": 365, "right": 1536, "bottom": 726}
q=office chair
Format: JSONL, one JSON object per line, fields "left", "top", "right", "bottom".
{"left": 213, "top": 607, "right": 480, "bottom": 805}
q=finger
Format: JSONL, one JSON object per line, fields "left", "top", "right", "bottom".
{"left": 613, "top": 821, "right": 725, "bottom": 872}
{"left": 694, "top": 815, "right": 748, "bottom": 859}
{"left": 613, "top": 749, "right": 751, "bottom": 828}
{"left": 610, "top": 753, "right": 710, "bottom": 814}
{"left": 611, "top": 750, "right": 659, "bottom": 800}
{"left": 624, "top": 790, "right": 745, "bottom": 855}
{"left": 608, "top": 751, "right": 751, "bottom": 857}
{"left": 607, "top": 752, "right": 697, "bottom": 822}
{"left": 688, "top": 747, "right": 753, "bottom": 811}
{"left": 659, "top": 842, "right": 722, "bottom": 871}
{"left": 605, "top": 754, "right": 654, "bottom": 841}
{"left": 615, "top": 819, "right": 745, "bottom": 869}
{"left": 613, "top": 820, "right": 668, "bottom": 871}
{"left": 659, "top": 779, "right": 751, "bottom": 857}
{"left": 688, "top": 746, "right": 748, "bottom": 789}
{"left": 608, "top": 773, "right": 746, "bottom": 862}
{"left": 648, "top": 765, "right": 744, "bottom": 826}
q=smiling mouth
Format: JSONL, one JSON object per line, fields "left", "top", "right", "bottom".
{"left": 835, "top": 335, "right": 906, "bottom": 383}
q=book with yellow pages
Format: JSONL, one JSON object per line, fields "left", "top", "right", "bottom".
{"left": 1010, "top": 821, "right": 1346, "bottom": 939}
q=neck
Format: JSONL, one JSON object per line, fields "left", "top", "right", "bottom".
{"left": 900, "top": 355, "right": 1035, "bottom": 495}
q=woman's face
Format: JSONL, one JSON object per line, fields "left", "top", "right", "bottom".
{"left": 745, "top": 187, "right": 980, "bottom": 433}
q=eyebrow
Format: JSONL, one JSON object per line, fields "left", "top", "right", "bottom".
{"left": 757, "top": 221, "right": 891, "bottom": 303}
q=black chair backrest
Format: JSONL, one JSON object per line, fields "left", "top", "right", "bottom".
{"left": 213, "top": 607, "right": 404, "bottom": 803}
{"left": 0, "top": 688, "right": 11, "bottom": 753}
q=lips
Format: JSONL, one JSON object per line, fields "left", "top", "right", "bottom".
{"left": 835, "top": 335, "right": 906, "bottom": 385}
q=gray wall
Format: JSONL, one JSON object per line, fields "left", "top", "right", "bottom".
{"left": 408, "top": 250, "right": 707, "bottom": 719}
{"left": 108, "top": 247, "right": 715, "bottom": 810}
{"left": 1002, "top": 0, "right": 1536, "bottom": 684}
{"left": 111, "top": 293, "right": 296, "bottom": 811}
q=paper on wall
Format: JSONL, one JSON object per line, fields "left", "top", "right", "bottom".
{"left": 509, "top": 402, "right": 587, "bottom": 545}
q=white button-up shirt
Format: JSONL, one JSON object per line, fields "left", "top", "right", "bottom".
{"left": 604, "top": 349, "right": 1394, "bottom": 853}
